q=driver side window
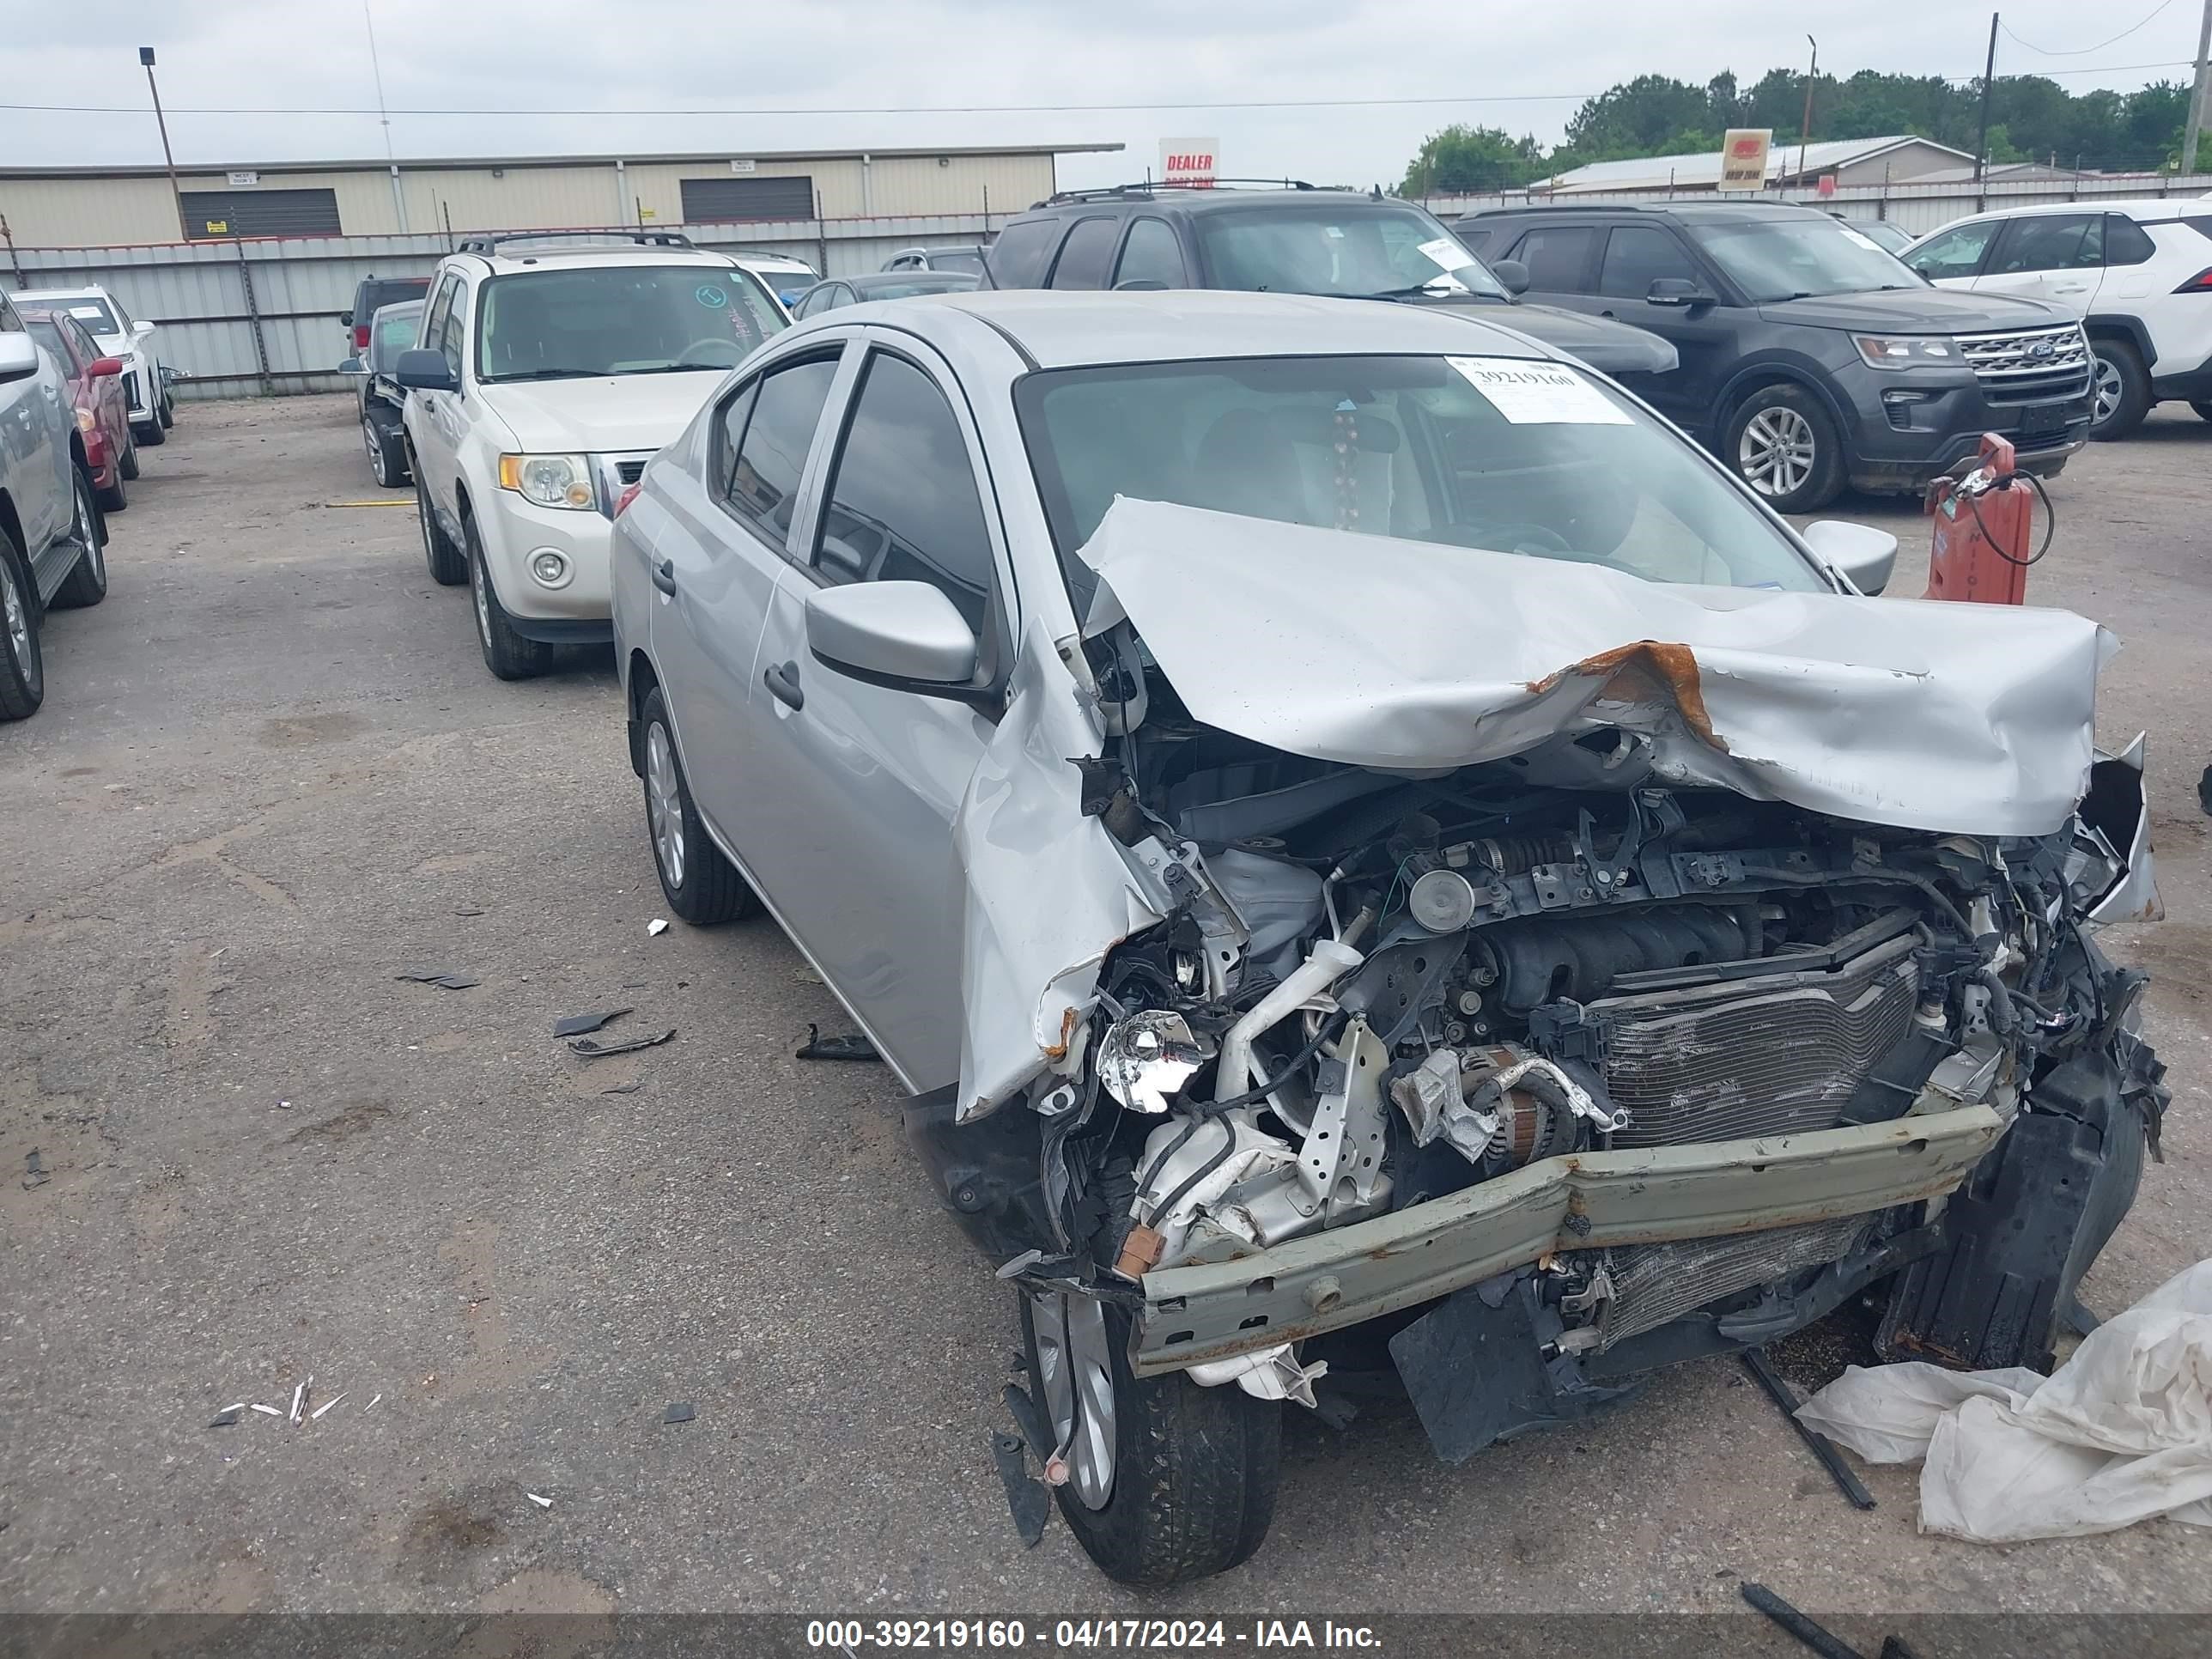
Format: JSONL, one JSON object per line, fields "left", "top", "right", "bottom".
{"left": 1907, "top": 222, "right": 1997, "bottom": 281}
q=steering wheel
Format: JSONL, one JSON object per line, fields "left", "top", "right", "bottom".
{"left": 676, "top": 337, "right": 748, "bottom": 368}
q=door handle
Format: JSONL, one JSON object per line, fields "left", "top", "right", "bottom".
{"left": 651, "top": 559, "right": 678, "bottom": 596}
{"left": 763, "top": 659, "right": 805, "bottom": 710}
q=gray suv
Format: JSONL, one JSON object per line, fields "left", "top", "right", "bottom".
{"left": 1458, "top": 200, "right": 2093, "bottom": 510}
{"left": 0, "top": 289, "right": 110, "bottom": 720}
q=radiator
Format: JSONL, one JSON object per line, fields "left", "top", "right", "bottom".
{"left": 1590, "top": 932, "right": 1919, "bottom": 1147}
{"left": 1577, "top": 1213, "right": 1873, "bottom": 1350}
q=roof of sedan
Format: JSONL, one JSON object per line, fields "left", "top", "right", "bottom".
{"left": 911, "top": 289, "right": 1555, "bottom": 369}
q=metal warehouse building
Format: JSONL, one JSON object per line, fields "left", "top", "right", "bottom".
{"left": 0, "top": 143, "right": 1119, "bottom": 247}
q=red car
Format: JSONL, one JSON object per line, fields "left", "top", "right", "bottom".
{"left": 21, "top": 307, "right": 134, "bottom": 512}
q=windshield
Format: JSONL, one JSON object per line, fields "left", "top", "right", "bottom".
{"left": 1016, "top": 353, "right": 1826, "bottom": 610}
{"left": 1195, "top": 205, "right": 1510, "bottom": 301}
{"left": 1686, "top": 217, "right": 1919, "bottom": 301}
{"left": 25, "top": 296, "right": 118, "bottom": 334}
{"left": 475, "top": 264, "right": 787, "bottom": 382}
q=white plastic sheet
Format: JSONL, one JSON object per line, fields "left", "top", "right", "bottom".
{"left": 1796, "top": 1261, "right": 2212, "bottom": 1541}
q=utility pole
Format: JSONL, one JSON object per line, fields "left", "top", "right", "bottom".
{"left": 2183, "top": 0, "right": 2212, "bottom": 176}
{"left": 1974, "top": 14, "right": 1999, "bottom": 186}
{"left": 1798, "top": 36, "right": 1818, "bottom": 189}
{"left": 140, "top": 47, "right": 186, "bottom": 240}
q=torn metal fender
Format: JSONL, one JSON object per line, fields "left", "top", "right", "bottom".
{"left": 953, "top": 629, "right": 1164, "bottom": 1122}
{"left": 1133, "top": 1103, "right": 2004, "bottom": 1376}
{"left": 1077, "top": 498, "right": 2114, "bottom": 838}
{"left": 2083, "top": 732, "right": 2162, "bottom": 926}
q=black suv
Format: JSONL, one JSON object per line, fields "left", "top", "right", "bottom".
{"left": 1456, "top": 200, "right": 2093, "bottom": 511}
{"left": 986, "top": 182, "right": 1678, "bottom": 378}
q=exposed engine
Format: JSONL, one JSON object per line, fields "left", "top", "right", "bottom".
{"left": 1023, "top": 671, "right": 2169, "bottom": 1401}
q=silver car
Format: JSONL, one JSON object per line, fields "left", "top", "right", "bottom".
{"left": 611, "top": 290, "right": 2163, "bottom": 1584}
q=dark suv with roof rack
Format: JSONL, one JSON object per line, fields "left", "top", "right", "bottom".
{"left": 985, "top": 181, "right": 1680, "bottom": 379}
{"left": 1455, "top": 200, "right": 2092, "bottom": 511}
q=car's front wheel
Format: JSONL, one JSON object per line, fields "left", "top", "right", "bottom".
{"left": 136, "top": 407, "right": 166, "bottom": 447}
{"left": 415, "top": 471, "right": 467, "bottom": 586}
{"left": 465, "top": 512, "right": 550, "bottom": 682}
{"left": 52, "top": 465, "right": 109, "bottom": 611}
{"left": 1020, "top": 1290, "right": 1280, "bottom": 1587}
{"left": 638, "top": 686, "right": 757, "bottom": 923}
{"left": 0, "top": 524, "right": 45, "bottom": 721}
{"left": 1726, "top": 384, "right": 1844, "bottom": 513}
{"left": 118, "top": 431, "right": 140, "bottom": 482}
{"left": 2088, "top": 337, "right": 2151, "bottom": 441}
{"left": 157, "top": 392, "right": 175, "bottom": 429}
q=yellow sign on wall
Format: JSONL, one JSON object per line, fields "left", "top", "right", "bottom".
{"left": 204, "top": 219, "right": 229, "bottom": 234}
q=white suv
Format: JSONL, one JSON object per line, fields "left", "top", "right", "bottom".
{"left": 397, "top": 232, "right": 789, "bottom": 679}
{"left": 1904, "top": 198, "right": 2212, "bottom": 439}
{"left": 7, "top": 283, "right": 176, "bottom": 444}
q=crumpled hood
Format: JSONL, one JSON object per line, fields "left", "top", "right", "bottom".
{"left": 480, "top": 371, "right": 726, "bottom": 453}
{"left": 1076, "top": 497, "right": 2112, "bottom": 837}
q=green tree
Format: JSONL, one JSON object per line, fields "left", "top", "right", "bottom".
{"left": 1400, "top": 125, "right": 1546, "bottom": 195}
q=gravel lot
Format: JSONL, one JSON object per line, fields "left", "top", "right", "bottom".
{"left": 3, "top": 393, "right": 2210, "bottom": 1625}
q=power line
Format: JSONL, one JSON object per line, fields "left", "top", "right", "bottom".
{"left": 2002, "top": 1, "right": 2180, "bottom": 57}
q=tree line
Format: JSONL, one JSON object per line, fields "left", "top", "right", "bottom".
{"left": 1400, "top": 69, "right": 2198, "bottom": 194}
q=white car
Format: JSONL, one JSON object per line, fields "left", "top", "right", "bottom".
{"left": 395, "top": 231, "right": 789, "bottom": 679}
{"left": 729, "top": 251, "right": 817, "bottom": 310}
{"left": 1903, "top": 198, "right": 2212, "bottom": 438}
{"left": 7, "top": 283, "right": 175, "bottom": 444}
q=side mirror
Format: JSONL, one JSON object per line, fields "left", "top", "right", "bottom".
{"left": 1490, "top": 258, "right": 1531, "bottom": 295}
{"left": 1802, "top": 520, "right": 1899, "bottom": 595}
{"left": 131, "top": 319, "right": 156, "bottom": 338}
{"left": 0, "top": 332, "right": 38, "bottom": 384}
{"left": 1647, "top": 277, "right": 1715, "bottom": 307}
{"left": 394, "top": 348, "right": 459, "bottom": 392}
{"left": 88, "top": 356, "right": 125, "bottom": 379}
{"left": 806, "top": 580, "right": 979, "bottom": 695}
{"left": 339, "top": 310, "right": 355, "bottom": 328}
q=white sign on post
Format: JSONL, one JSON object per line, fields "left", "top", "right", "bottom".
{"left": 1717, "top": 130, "right": 1771, "bottom": 191}
{"left": 1159, "top": 139, "right": 1218, "bottom": 187}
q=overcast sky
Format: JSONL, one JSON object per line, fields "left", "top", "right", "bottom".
{"left": 3, "top": 0, "right": 2203, "bottom": 188}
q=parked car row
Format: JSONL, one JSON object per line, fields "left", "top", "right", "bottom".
{"left": 0, "top": 279, "right": 179, "bottom": 719}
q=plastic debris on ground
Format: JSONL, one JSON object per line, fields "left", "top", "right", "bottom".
{"left": 795, "top": 1024, "right": 878, "bottom": 1062}
{"left": 662, "top": 1402, "right": 695, "bottom": 1425}
{"left": 21, "top": 1150, "right": 47, "bottom": 1190}
{"left": 647, "top": 919, "right": 669, "bottom": 937}
{"left": 310, "top": 1393, "right": 347, "bottom": 1420}
{"left": 208, "top": 1408, "right": 242, "bottom": 1429}
{"left": 552, "top": 1008, "right": 631, "bottom": 1038}
{"left": 1796, "top": 1257, "right": 2212, "bottom": 1541}
{"left": 568, "top": 1028, "right": 675, "bottom": 1058}
{"left": 600, "top": 1080, "right": 641, "bottom": 1095}
{"left": 394, "top": 969, "right": 481, "bottom": 991}
{"left": 990, "top": 1431, "right": 1050, "bottom": 1547}
{"left": 525, "top": 1491, "right": 553, "bottom": 1509}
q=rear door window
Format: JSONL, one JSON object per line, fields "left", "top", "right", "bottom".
{"left": 1597, "top": 225, "right": 1698, "bottom": 299}
{"left": 723, "top": 356, "right": 841, "bottom": 553}
{"left": 1112, "top": 218, "right": 1188, "bottom": 289}
{"left": 1508, "top": 226, "right": 1598, "bottom": 291}
{"left": 1048, "top": 217, "right": 1122, "bottom": 290}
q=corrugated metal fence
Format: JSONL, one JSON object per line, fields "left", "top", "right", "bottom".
{"left": 1422, "top": 172, "right": 2212, "bottom": 239}
{"left": 0, "top": 214, "right": 1008, "bottom": 400}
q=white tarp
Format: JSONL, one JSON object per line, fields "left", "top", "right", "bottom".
{"left": 1078, "top": 497, "right": 2114, "bottom": 837}
{"left": 1796, "top": 1260, "right": 2212, "bottom": 1542}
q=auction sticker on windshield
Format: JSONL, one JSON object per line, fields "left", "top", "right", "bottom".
{"left": 1447, "top": 356, "right": 1632, "bottom": 425}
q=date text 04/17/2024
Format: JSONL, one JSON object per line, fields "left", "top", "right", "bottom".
{"left": 804, "top": 1620, "right": 1382, "bottom": 1650}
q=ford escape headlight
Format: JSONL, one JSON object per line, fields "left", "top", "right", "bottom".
{"left": 497, "top": 453, "right": 595, "bottom": 510}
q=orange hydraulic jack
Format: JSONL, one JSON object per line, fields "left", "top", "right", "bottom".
{"left": 1923, "top": 434, "right": 2048, "bottom": 604}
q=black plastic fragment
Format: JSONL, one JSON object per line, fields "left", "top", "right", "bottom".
{"left": 21, "top": 1150, "right": 48, "bottom": 1191}
{"left": 1741, "top": 1347, "right": 1875, "bottom": 1510}
{"left": 1002, "top": 1382, "right": 1051, "bottom": 1461}
{"left": 395, "top": 969, "right": 481, "bottom": 991}
{"left": 990, "top": 1431, "right": 1049, "bottom": 1547}
{"left": 209, "top": 1408, "right": 241, "bottom": 1429}
{"left": 2066, "top": 1296, "right": 2101, "bottom": 1338}
{"left": 600, "top": 1081, "right": 642, "bottom": 1096}
{"left": 1740, "top": 1583, "right": 1864, "bottom": 1659}
{"left": 662, "top": 1401, "right": 695, "bottom": 1425}
{"left": 568, "top": 1028, "right": 675, "bottom": 1058}
{"left": 553, "top": 1008, "right": 632, "bottom": 1038}
{"left": 796, "top": 1024, "right": 878, "bottom": 1062}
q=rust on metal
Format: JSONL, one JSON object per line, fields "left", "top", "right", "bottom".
{"left": 1524, "top": 641, "right": 1726, "bottom": 752}
{"left": 1042, "top": 1005, "right": 1082, "bottom": 1064}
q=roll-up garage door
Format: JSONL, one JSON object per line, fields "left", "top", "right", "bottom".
{"left": 678, "top": 176, "right": 816, "bottom": 222}
{"left": 179, "top": 188, "right": 343, "bottom": 240}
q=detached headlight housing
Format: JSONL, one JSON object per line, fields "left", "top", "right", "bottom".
{"left": 497, "top": 453, "right": 595, "bottom": 510}
{"left": 1853, "top": 334, "right": 1959, "bottom": 369}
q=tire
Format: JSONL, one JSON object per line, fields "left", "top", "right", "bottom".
{"left": 366, "top": 420, "right": 410, "bottom": 488}
{"left": 2087, "top": 337, "right": 2151, "bottom": 441}
{"left": 2190, "top": 399, "right": 2212, "bottom": 425}
{"left": 1724, "top": 383, "right": 1845, "bottom": 513}
{"left": 157, "top": 393, "right": 174, "bottom": 429}
{"left": 416, "top": 471, "right": 467, "bottom": 586}
{"left": 465, "top": 511, "right": 550, "bottom": 681}
{"left": 0, "top": 526, "right": 45, "bottom": 721}
{"left": 136, "top": 415, "right": 165, "bottom": 447}
{"left": 118, "top": 432, "right": 140, "bottom": 482}
{"left": 638, "top": 686, "right": 757, "bottom": 923}
{"left": 51, "top": 467, "right": 109, "bottom": 611}
{"left": 1020, "top": 1290, "right": 1280, "bottom": 1587}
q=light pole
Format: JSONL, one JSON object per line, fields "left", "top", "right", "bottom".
{"left": 140, "top": 46, "right": 186, "bottom": 240}
{"left": 2183, "top": 0, "right": 2211, "bottom": 176}
{"left": 1797, "top": 36, "right": 1818, "bottom": 188}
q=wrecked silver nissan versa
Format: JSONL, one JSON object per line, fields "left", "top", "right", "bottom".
{"left": 609, "top": 292, "right": 2167, "bottom": 1588}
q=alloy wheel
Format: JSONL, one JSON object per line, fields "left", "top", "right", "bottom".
{"left": 365, "top": 422, "right": 386, "bottom": 483}
{"left": 2092, "top": 356, "right": 2124, "bottom": 428}
{"left": 471, "top": 544, "right": 492, "bottom": 645}
{"left": 1030, "top": 1290, "right": 1117, "bottom": 1510}
{"left": 74, "top": 474, "right": 103, "bottom": 585}
{"left": 646, "top": 722, "right": 686, "bottom": 889}
{"left": 1738, "top": 406, "right": 1816, "bottom": 497}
